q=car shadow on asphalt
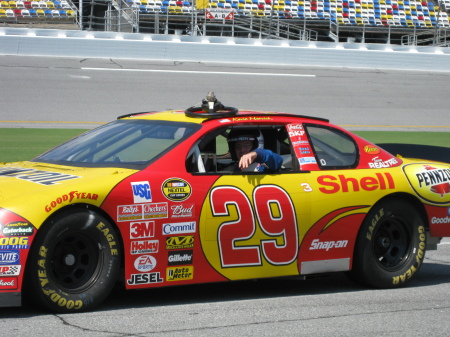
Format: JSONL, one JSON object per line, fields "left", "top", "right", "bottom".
{"left": 2, "top": 262, "right": 449, "bottom": 317}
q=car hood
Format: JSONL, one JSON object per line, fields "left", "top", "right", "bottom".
{"left": 0, "top": 161, "right": 138, "bottom": 225}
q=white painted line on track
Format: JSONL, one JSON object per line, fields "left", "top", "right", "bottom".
{"left": 81, "top": 67, "right": 316, "bottom": 77}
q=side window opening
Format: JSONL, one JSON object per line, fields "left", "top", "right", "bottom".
{"left": 187, "top": 125, "right": 295, "bottom": 174}
{"left": 305, "top": 125, "right": 358, "bottom": 169}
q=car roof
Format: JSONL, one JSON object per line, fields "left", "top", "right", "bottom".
{"left": 117, "top": 109, "right": 330, "bottom": 125}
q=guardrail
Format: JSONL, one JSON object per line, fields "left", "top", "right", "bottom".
{"left": 0, "top": 27, "right": 449, "bottom": 71}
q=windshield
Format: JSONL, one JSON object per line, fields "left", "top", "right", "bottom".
{"left": 34, "top": 120, "right": 200, "bottom": 169}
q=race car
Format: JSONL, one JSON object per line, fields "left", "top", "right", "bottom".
{"left": 1, "top": 93, "right": 449, "bottom": 313}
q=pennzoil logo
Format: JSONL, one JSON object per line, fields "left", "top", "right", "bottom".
{"left": 403, "top": 163, "right": 450, "bottom": 204}
{"left": 166, "top": 235, "right": 194, "bottom": 249}
{"left": 166, "top": 266, "right": 193, "bottom": 281}
{"left": 416, "top": 165, "right": 450, "bottom": 197}
{"left": 162, "top": 178, "right": 192, "bottom": 201}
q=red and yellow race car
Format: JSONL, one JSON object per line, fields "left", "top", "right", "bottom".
{"left": 1, "top": 93, "right": 449, "bottom": 312}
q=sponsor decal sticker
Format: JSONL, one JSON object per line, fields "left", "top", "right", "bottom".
{"left": 317, "top": 172, "right": 395, "bottom": 194}
{"left": 134, "top": 255, "right": 157, "bottom": 272}
{"left": 0, "top": 250, "right": 20, "bottom": 264}
{"left": 168, "top": 250, "right": 193, "bottom": 266}
{"left": 0, "top": 167, "right": 79, "bottom": 185}
{"left": 131, "top": 181, "right": 152, "bottom": 203}
{"left": 131, "top": 240, "right": 159, "bottom": 254}
{"left": 130, "top": 221, "right": 155, "bottom": 239}
{"left": 161, "top": 178, "right": 192, "bottom": 202}
{"left": 144, "top": 202, "right": 168, "bottom": 219}
{"left": 170, "top": 204, "right": 194, "bottom": 218}
{"left": 45, "top": 191, "right": 99, "bottom": 212}
{"left": 166, "top": 266, "right": 194, "bottom": 281}
{"left": 0, "top": 277, "right": 18, "bottom": 290}
{"left": 162, "top": 222, "right": 196, "bottom": 235}
{"left": 127, "top": 272, "right": 164, "bottom": 285}
{"left": 0, "top": 237, "right": 29, "bottom": 250}
{"left": 309, "top": 239, "right": 348, "bottom": 251}
{"left": 368, "top": 157, "right": 398, "bottom": 169}
{"left": 166, "top": 235, "right": 195, "bottom": 250}
{"left": 0, "top": 265, "right": 21, "bottom": 276}
{"left": 363, "top": 145, "right": 381, "bottom": 154}
{"left": 403, "top": 164, "right": 450, "bottom": 203}
{"left": 118, "top": 204, "right": 143, "bottom": 222}
{"left": 2, "top": 221, "right": 34, "bottom": 236}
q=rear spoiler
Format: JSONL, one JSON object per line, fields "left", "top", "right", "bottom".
{"left": 377, "top": 144, "right": 450, "bottom": 165}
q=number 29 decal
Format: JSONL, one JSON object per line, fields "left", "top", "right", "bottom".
{"left": 209, "top": 185, "right": 299, "bottom": 270}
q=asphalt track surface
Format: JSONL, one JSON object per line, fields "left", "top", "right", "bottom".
{"left": 1, "top": 55, "right": 450, "bottom": 336}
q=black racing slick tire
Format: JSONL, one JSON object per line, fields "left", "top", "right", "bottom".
{"left": 26, "top": 209, "right": 121, "bottom": 313}
{"left": 350, "top": 198, "right": 427, "bottom": 288}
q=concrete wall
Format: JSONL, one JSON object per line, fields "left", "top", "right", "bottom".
{"left": 0, "top": 27, "right": 449, "bottom": 71}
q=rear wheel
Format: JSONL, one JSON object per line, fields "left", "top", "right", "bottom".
{"left": 26, "top": 209, "right": 121, "bottom": 312}
{"left": 350, "top": 198, "right": 426, "bottom": 288}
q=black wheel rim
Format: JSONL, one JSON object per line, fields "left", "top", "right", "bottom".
{"left": 49, "top": 232, "right": 102, "bottom": 292}
{"left": 372, "top": 216, "right": 411, "bottom": 271}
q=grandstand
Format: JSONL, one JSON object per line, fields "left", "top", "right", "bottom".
{"left": 0, "top": 0, "right": 449, "bottom": 45}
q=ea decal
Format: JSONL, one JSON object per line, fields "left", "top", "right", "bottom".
{"left": 162, "top": 178, "right": 192, "bottom": 201}
{"left": 134, "top": 255, "right": 157, "bottom": 272}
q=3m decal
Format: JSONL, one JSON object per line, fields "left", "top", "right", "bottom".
{"left": 127, "top": 272, "right": 164, "bottom": 285}
{"left": 131, "top": 240, "right": 159, "bottom": 254}
{"left": 318, "top": 173, "right": 395, "bottom": 194}
{"left": 130, "top": 221, "right": 155, "bottom": 239}
{"left": 161, "top": 178, "right": 192, "bottom": 202}
{"left": 166, "top": 266, "right": 194, "bottom": 281}
{"left": 131, "top": 181, "right": 152, "bottom": 203}
{"left": 166, "top": 236, "right": 194, "bottom": 250}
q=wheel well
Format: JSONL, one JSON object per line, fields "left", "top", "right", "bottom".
{"left": 370, "top": 192, "right": 429, "bottom": 231}
{"left": 25, "top": 204, "right": 125, "bottom": 288}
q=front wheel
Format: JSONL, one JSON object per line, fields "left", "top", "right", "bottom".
{"left": 350, "top": 198, "right": 427, "bottom": 288}
{"left": 26, "top": 209, "right": 121, "bottom": 312}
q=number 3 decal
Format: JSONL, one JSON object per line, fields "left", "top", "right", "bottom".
{"left": 210, "top": 185, "right": 299, "bottom": 268}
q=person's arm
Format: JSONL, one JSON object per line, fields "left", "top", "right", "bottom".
{"left": 239, "top": 148, "right": 283, "bottom": 171}
{"left": 254, "top": 148, "right": 283, "bottom": 172}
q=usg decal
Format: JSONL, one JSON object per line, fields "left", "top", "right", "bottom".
{"left": 132, "top": 181, "right": 152, "bottom": 203}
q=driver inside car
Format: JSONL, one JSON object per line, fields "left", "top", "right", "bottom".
{"left": 225, "top": 129, "right": 283, "bottom": 172}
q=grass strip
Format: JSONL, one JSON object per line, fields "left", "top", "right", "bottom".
{"left": 0, "top": 129, "right": 448, "bottom": 163}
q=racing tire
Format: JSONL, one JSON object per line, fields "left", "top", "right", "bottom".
{"left": 350, "top": 198, "right": 426, "bottom": 288}
{"left": 26, "top": 209, "right": 121, "bottom": 313}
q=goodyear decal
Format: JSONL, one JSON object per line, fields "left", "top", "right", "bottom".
{"left": 403, "top": 163, "right": 450, "bottom": 204}
{"left": 162, "top": 178, "right": 192, "bottom": 202}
